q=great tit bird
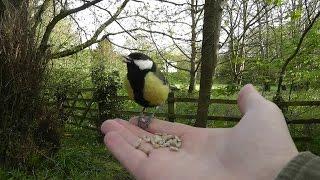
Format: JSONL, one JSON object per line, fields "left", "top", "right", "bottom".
{"left": 123, "top": 52, "right": 169, "bottom": 129}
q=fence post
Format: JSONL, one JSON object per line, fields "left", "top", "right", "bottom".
{"left": 55, "top": 87, "right": 67, "bottom": 122}
{"left": 95, "top": 86, "right": 108, "bottom": 125}
{"left": 168, "top": 91, "right": 175, "bottom": 122}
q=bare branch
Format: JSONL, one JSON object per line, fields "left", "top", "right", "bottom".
{"left": 304, "top": 0, "right": 312, "bottom": 23}
{"left": 49, "top": 0, "right": 130, "bottom": 59}
{"left": 69, "top": 14, "right": 89, "bottom": 42}
{"left": 138, "top": 28, "right": 201, "bottom": 42}
{"left": 107, "top": 39, "right": 150, "bottom": 52}
{"left": 195, "top": 7, "right": 204, "bottom": 24}
{"left": 31, "top": 0, "right": 51, "bottom": 36}
{"left": 171, "top": 38, "right": 191, "bottom": 60}
{"left": 131, "top": 0, "right": 146, "bottom": 4}
{"left": 194, "top": 59, "right": 201, "bottom": 72}
{"left": 236, "top": 4, "right": 276, "bottom": 43}
{"left": 150, "top": 32, "right": 190, "bottom": 72}
{"left": 152, "top": 0, "right": 192, "bottom": 6}
{"left": 38, "top": 0, "right": 103, "bottom": 53}
{"left": 81, "top": 0, "right": 137, "bottom": 41}
{"left": 135, "top": 14, "right": 192, "bottom": 27}
{"left": 220, "top": 31, "right": 230, "bottom": 49}
{"left": 104, "top": 28, "right": 140, "bottom": 36}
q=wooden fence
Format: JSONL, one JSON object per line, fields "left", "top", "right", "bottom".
{"left": 48, "top": 88, "right": 320, "bottom": 126}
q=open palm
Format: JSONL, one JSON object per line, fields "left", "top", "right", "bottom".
{"left": 101, "top": 85, "right": 298, "bottom": 180}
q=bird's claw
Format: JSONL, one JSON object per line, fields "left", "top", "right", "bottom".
{"left": 138, "top": 115, "right": 152, "bottom": 130}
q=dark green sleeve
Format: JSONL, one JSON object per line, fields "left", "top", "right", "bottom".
{"left": 276, "top": 152, "right": 320, "bottom": 180}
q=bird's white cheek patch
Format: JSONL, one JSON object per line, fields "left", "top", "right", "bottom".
{"left": 134, "top": 60, "right": 153, "bottom": 70}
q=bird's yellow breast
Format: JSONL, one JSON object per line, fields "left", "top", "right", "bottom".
{"left": 143, "top": 72, "right": 169, "bottom": 106}
{"left": 124, "top": 72, "right": 169, "bottom": 106}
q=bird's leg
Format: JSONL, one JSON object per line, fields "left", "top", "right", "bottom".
{"left": 137, "top": 106, "right": 160, "bottom": 129}
{"left": 144, "top": 106, "right": 160, "bottom": 126}
{"left": 140, "top": 107, "right": 146, "bottom": 117}
{"left": 150, "top": 106, "right": 160, "bottom": 119}
{"left": 138, "top": 107, "right": 149, "bottom": 129}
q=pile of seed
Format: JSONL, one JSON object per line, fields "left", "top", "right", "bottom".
{"left": 134, "top": 133, "right": 182, "bottom": 152}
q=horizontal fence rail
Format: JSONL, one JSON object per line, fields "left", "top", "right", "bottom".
{"left": 45, "top": 87, "right": 320, "bottom": 144}
{"left": 50, "top": 87, "right": 320, "bottom": 124}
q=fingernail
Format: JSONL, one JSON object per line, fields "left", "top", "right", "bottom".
{"left": 113, "top": 118, "right": 126, "bottom": 123}
{"left": 246, "top": 84, "right": 254, "bottom": 89}
{"left": 101, "top": 120, "right": 123, "bottom": 134}
{"left": 109, "top": 120, "right": 124, "bottom": 128}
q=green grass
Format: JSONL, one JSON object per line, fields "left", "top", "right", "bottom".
{"left": 0, "top": 125, "right": 133, "bottom": 180}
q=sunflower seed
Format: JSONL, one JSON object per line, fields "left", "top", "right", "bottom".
{"left": 134, "top": 138, "right": 142, "bottom": 149}
{"left": 163, "top": 134, "right": 174, "bottom": 141}
{"left": 170, "top": 139, "right": 178, "bottom": 147}
{"left": 176, "top": 141, "right": 182, "bottom": 148}
{"left": 154, "top": 135, "right": 162, "bottom": 143}
{"left": 138, "top": 133, "right": 182, "bottom": 152}
{"left": 139, "top": 146, "right": 151, "bottom": 156}
{"left": 150, "top": 137, "right": 156, "bottom": 146}
{"left": 153, "top": 143, "right": 160, "bottom": 149}
{"left": 158, "top": 139, "right": 165, "bottom": 145}
{"left": 142, "top": 136, "right": 151, "bottom": 143}
{"left": 175, "top": 135, "right": 182, "bottom": 142}
{"left": 169, "top": 146, "right": 179, "bottom": 151}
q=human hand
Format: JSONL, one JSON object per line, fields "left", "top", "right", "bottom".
{"left": 101, "top": 84, "right": 298, "bottom": 180}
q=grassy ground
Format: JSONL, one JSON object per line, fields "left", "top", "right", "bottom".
{"left": 0, "top": 125, "right": 133, "bottom": 180}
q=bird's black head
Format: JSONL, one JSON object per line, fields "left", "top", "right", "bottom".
{"left": 127, "top": 52, "right": 150, "bottom": 61}
{"left": 123, "top": 52, "right": 155, "bottom": 72}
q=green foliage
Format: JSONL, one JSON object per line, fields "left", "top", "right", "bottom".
{"left": 290, "top": 9, "right": 303, "bottom": 21}
{"left": 50, "top": 19, "right": 81, "bottom": 52}
{"left": 216, "top": 17, "right": 320, "bottom": 91}
{"left": 45, "top": 50, "right": 93, "bottom": 90}
{"left": 215, "top": 84, "right": 241, "bottom": 96}
{"left": 0, "top": 125, "right": 133, "bottom": 179}
{"left": 92, "top": 70, "right": 123, "bottom": 128}
{"left": 266, "top": 0, "right": 282, "bottom": 6}
{"left": 0, "top": 2, "right": 55, "bottom": 167}
{"left": 90, "top": 41, "right": 124, "bottom": 134}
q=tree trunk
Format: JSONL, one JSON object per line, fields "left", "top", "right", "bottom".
{"left": 0, "top": 1, "right": 4, "bottom": 17}
{"left": 188, "top": 0, "right": 198, "bottom": 93}
{"left": 194, "top": 0, "right": 224, "bottom": 127}
{"left": 188, "top": 68, "right": 196, "bottom": 93}
{"left": 235, "top": 0, "right": 248, "bottom": 85}
{"left": 262, "top": 3, "right": 269, "bottom": 59}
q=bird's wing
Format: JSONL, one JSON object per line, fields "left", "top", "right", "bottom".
{"left": 154, "top": 68, "right": 168, "bottom": 85}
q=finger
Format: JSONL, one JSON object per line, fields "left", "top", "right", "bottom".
{"left": 104, "top": 131, "right": 147, "bottom": 175}
{"left": 129, "top": 116, "right": 191, "bottom": 136}
{"left": 237, "top": 84, "right": 268, "bottom": 114}
{"left": 102, "top": 120, "right": 154, "bottom": 155}
{"left": 101, "top": 119, "right": 124, "bottom": 134}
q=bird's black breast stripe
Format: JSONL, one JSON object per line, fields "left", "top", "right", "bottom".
{"left": 127, "top": 67, "right": 154, "bottom": 108}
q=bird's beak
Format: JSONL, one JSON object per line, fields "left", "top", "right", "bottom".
{"left": 122, "top": 55, "right": 131, "bottom": 63}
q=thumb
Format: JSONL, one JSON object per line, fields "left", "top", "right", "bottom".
{"left": 237, "top": 84, "right": 268, "bottom": 114}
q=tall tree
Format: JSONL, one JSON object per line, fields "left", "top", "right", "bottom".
{"left": 0, "top": 0, "right": 130, "bottom": 166}
{"left": 195, "top": 0, "right": 224, "bottom": 127}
